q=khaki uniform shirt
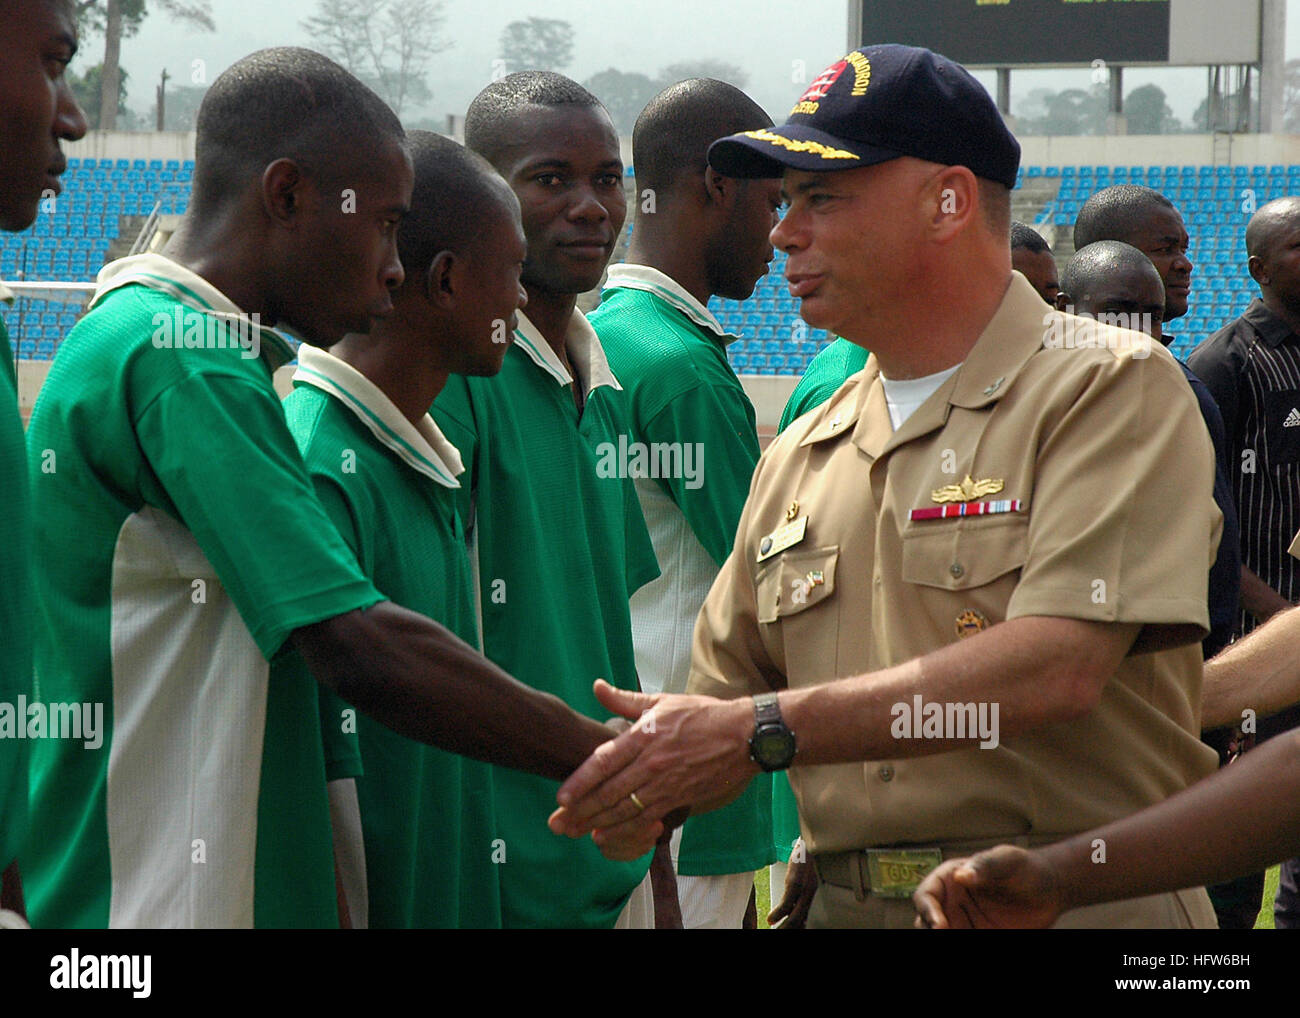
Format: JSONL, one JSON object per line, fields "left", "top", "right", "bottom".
{"left": 687, "top": 273, "right": 1221, "bottom": 856}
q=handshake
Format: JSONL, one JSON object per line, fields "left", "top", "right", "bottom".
{"left": 548, "top": 680, "right": 761, "bottom": 859}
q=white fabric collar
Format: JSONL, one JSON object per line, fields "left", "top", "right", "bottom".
{"left": 510, "top": 306, "right": 622, "bottom": 396}
{"left": 90, "top": 253, "right": 296, "bottom": 368}
{"left": 292, "top": 344, "right": 464, "bottom": 489}
{"left": 602, "top": 263, "right": 731, "bottom": 339}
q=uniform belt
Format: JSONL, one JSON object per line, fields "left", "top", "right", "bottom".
{"left": 813, "top": 834, "right": 1066, "bottom": 902}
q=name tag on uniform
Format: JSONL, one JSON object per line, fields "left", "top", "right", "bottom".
{"left": 756, "top": 516, "right": 807, "bottom": 562}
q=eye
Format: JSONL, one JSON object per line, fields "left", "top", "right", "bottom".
{"left": 535, "top": 173, "right": 563, "bottom": 187}
{"left": 598, "top": 173, "right": 622, "bottom": 188}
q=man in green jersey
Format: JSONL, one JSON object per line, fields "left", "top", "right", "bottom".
{"left": 284, "top": 132, "right": 528, "bottom": 928}
{"left": 0, "top": 0, "right": 87, "bottom": 924}
{"left": 590, "top": 79, "right": 783, "bottom": 928}
{"left": 432, "top": 72, "right": 663, "bottom": 929}
{"left": 25, "top": 50, "right": 615, "bottom": 929}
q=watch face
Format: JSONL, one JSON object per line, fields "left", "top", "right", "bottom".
{"left": 752, "top": 728, "right": 796, "bottom": 770}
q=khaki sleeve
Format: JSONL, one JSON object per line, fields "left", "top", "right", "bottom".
{"left": 687, "top": 442, "right": 788, "bottom": 700}
{"left": 1006, "top": 346, "right": 1220, "bottom": 641}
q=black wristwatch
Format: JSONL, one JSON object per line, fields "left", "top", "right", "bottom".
{"left": 749, "top": 692, "right": 796, "bottom": 772}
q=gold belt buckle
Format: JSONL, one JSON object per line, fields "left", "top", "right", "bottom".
{"left": 864, "top": 848, "right": 943, "bottom": 898}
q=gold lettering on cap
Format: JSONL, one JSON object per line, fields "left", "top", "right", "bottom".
{"left": 845, "top": 52, "right": 871, "bottom": 96}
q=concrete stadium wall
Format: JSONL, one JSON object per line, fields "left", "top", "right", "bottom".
{"left": 65, "top": 130, "right": 196, "bottom": 163}
{"left": 1017, "top": 132, "right": 1300, "bottom": 167}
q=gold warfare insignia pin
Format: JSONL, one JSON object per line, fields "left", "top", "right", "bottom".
{"left": 786, "top": 500, "right": 800, "bottom": 522}
{"left": 931, "top": 474, "right": 1005, "bottom": 504}
{"left": 955, "top": 610, "right": 989, "bottom": 639}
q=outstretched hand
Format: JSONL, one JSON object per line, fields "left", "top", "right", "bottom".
{"left": 548, "top": 680, "right": 757, "bottom": 858}
{"left": 913, "top": 845, "right": 1065, "bottom": 929}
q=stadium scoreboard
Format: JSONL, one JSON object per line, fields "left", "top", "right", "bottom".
{"left": 857, "top": 0, "right": 1261, "bottom": 68}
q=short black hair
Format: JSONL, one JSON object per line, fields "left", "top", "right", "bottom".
{"left": 632, "top": 79, "right": 773, "bottom": 192}
{"left": 1073, "top": 184, "right": 1176, "bottom": 249}
{"left": 192, "top": 47, "right": 404, "bottom": 215}
{"left": 1010, "top": 221, "right": 1049, "bottom": 254}
{"left": 397, "top": 131, "right": 517, "bottom": 279}
{"left": 465, "top": 71, "right": 605, "bottom": 170}
{"left": 1246, "top": 195, "right": 1300, "bottom": 260}
{"left": 1061, "top": 240, "right": 1160, "bottom": 295}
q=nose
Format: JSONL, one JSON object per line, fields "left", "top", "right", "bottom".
{"left": 771, "top": 211, "right": 799, "bottom": 253}
{"left": 383, "top": 242, "right": 404, "bottom": 293}
{"left": 57, "top": 80, "right": 89, "bottom": 143}
{"left": 568, "top": 185, "right": 611, "bottom": 224}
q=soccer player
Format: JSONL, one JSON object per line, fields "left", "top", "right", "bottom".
{"left": 590, "top": 79, "right": 783, "bottom": 928}
{"left": 1009, "top": 220, "right": 1059, "bottom": 304}
{"left": 0, "top": 0, "right": 87, "bottom": 924}
{"left": 283, "top": 132, "right": 528, "bottom": 928}
{"left": 24, "top": 50, "right": 614, "bottom": 929}
{"left": 432, "top": 72, "right": 662, "bottom": 929}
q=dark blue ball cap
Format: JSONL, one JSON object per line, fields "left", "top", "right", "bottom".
{"left": 708, "top": 44, "right": 1020, "bottom": 188}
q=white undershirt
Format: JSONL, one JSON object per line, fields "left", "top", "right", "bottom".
{"left": 879, "top": 363, "right": 963, "bottom": 430}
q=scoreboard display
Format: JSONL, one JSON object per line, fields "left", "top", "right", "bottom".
{"left": 857, "top": 1, "right": 1259, "bottom": 67}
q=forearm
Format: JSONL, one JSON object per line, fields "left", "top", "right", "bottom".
{"left": 1239, "top": 564, "right": 1291, "bottom": 622}
{"left": 1040, "top": 731, "right": 1300, "bottom": 914}
{"left": 782, "top": 616, "right": 1137, "bottom": 766}
{"left": 1203, "top": 604, "right": 1300, "bottom": 729}
{"left": 293, "top": 601, "right": 612, "bottom": 781}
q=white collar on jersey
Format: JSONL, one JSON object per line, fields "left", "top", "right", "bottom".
{"left": 510, "top": 306, "right": 622, "bottom": 396}
{"left": 293, "top": 343, "right": 464, "bottom": 489}
{"left": 602, "top": 263, "right": 733, "bottom": 339}
{"left": 89, "top": 253, "right": 296, "bottom": 369}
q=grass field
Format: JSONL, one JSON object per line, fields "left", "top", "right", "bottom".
{"left": 754, "top": 863, "right": 1281, "bottom": 929}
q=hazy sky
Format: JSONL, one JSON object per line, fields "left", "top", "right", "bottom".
{"left": 87, "top": 0, "right": 1300, "bottom": 128}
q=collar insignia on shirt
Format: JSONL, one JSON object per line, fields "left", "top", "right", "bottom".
{"left": 931, "top": 474, "right": 1004, "bottom": 504}
{"left": 983, "top": 377, "right": 1005, "bottom": 396}
{"left": 955, "top": 609, "right": 990, "bottom": 639}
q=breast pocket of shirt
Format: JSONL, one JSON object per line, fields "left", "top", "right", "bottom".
{"left": 1263, "top": 388, "right": 1300, "bottom": 466}
{"left": 755, "top": 546, "right": 839, "bottom": 625}
{"left": 900, "top": 519, "right": 1029, "bottom": 632}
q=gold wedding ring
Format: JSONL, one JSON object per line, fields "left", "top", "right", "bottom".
{"left": 628, "top": 791, "right": 647, "bottom": 812}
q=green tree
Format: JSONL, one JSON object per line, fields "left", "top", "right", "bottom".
{"left": 75, "top": 1, "right": 214, "bottom": 130}
{"left": 1125, "top": 84, "right": 1182, "bottom": 134}
{"left": 69, "top": 63, "right": 129, "bottom": 130}
{"left": 153, "top": 83, "right": 208, "bottom": 132}
{"left": 302, "top": 0, "right": 450, "bottom": 117}
{"left": 1017, "top": 85, "right": 1108, "bottom": 136}
{"left": 499, "top": 17, "right": 574, "bottom": 74}
{"left": 583, "top": 69, "right": 658, "bottom": 135}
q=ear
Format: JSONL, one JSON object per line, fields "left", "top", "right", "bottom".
{"left": 262, "top": 158, "right": 306, "bottom": 226}
{"left": 1054, "top": 291, "right": 1072, "bottom": 313}
{"left": 425, "top": 250, "right": 457, "bottom": 307}
{"left": 703, "top": 166, "right": 732, "bottom": 208}
{"left": 1248, "top": 254, "right": 1268, "bottom": 286}
{"left": 927, "top": 166, "right": 977, "bottom": 242}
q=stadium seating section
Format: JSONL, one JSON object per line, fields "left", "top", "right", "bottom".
{"left": 1, "top": 159, "right": 1292, "bottom": 371}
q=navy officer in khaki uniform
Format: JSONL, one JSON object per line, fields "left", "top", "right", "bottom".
{"left": 549, "top": 44, "right": 1224, "bottom": 929}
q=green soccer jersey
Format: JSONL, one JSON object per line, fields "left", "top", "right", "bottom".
{"left": 24, "top": 255, "right": 384, "bottom": 929}
{"left": 770, "top": 335, "right": 872, "bottom": 861}
{"left": 283, "top": 344, "right": 501, "bottom": 929}
{"left": 777, "top": 337, "right": 870, "bottom": 433}
{"left": 0, "top": 287, "right": 32, "bottom": 876}
{"left": 591, "top": 265, "right": 776, "bottom": 877}
{"left": 431, "top": 308, "right": 659, "bottom": 929}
